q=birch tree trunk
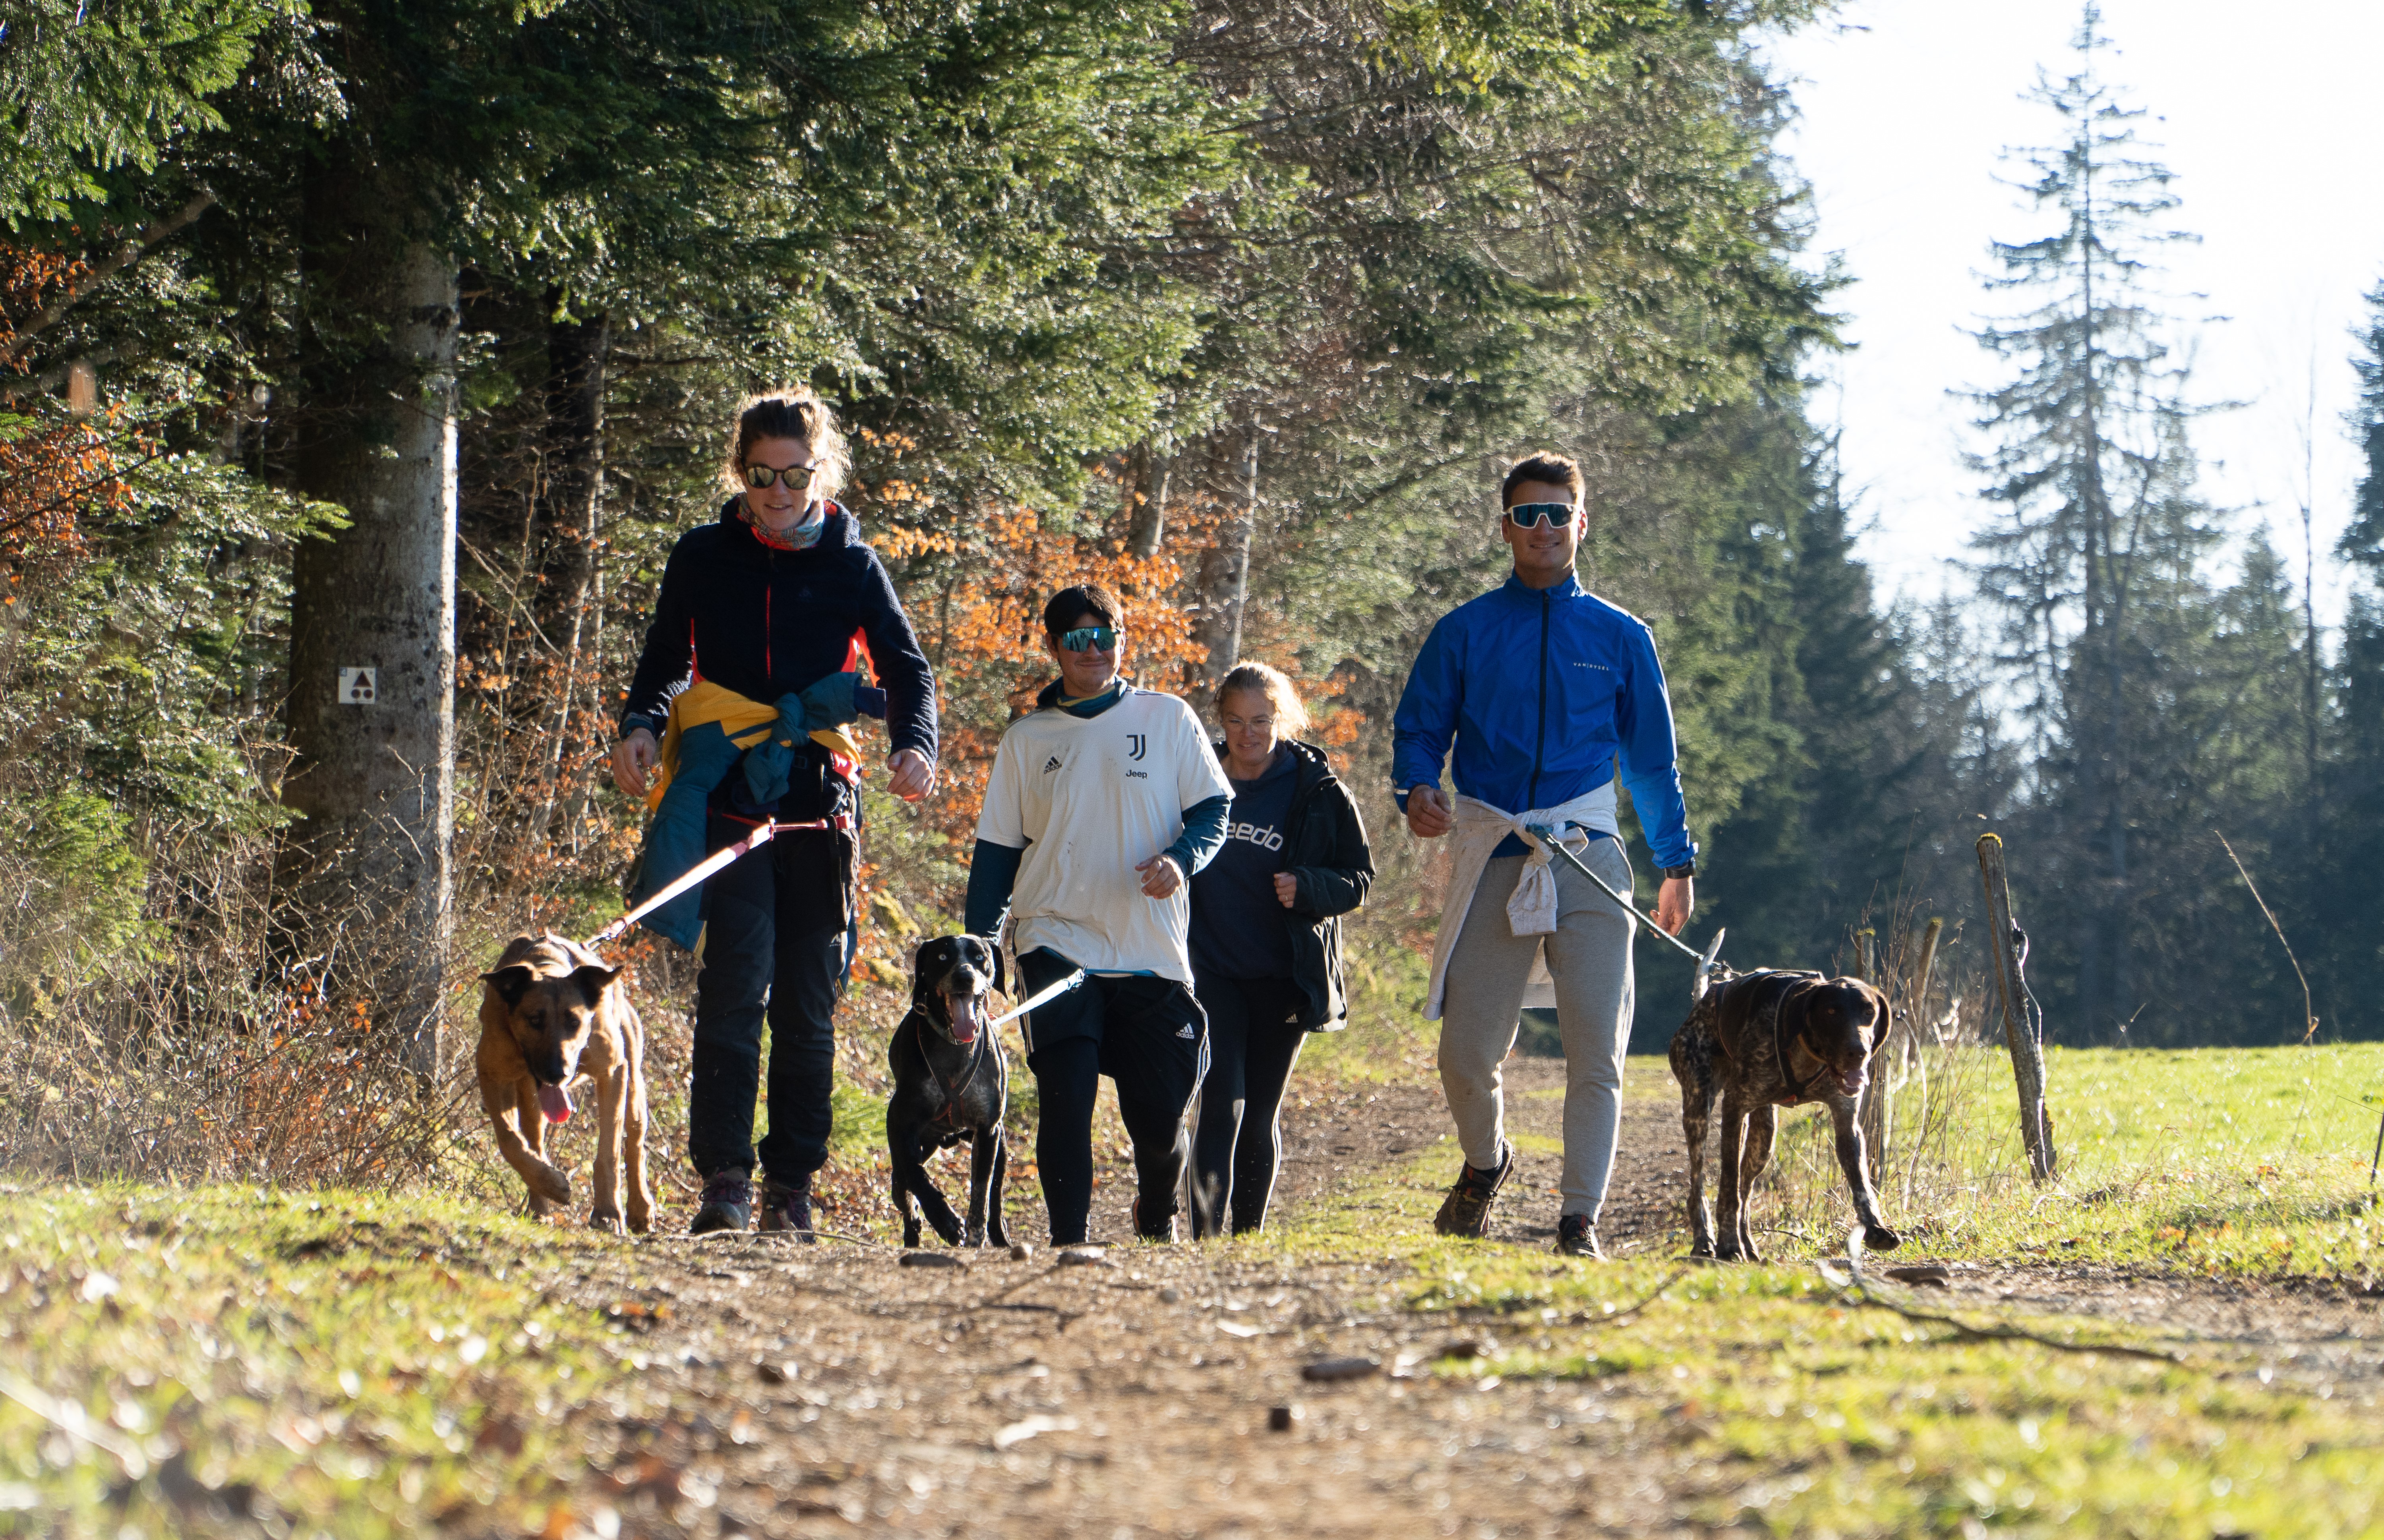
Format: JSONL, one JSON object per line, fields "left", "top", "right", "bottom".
{"left": 283, "top": 234, "right": 461, "bottom": 1078}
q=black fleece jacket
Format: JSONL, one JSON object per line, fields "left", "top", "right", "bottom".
{"left": 620, "top": 500, "right": 937, "bottom": 760}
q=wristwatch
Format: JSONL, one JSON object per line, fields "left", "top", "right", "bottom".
{"left": 1660, "top": 862, "right": 1697, "bottom": 881}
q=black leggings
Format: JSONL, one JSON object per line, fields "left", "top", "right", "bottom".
{"left": 1189, "top": 973, "right": 1308, "bottom": 1236}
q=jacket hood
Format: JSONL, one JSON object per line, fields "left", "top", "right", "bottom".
{"left": 1211, "top": 735, "right": 1339, "bottom": 793}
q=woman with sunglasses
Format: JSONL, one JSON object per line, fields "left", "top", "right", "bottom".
{"left": 1186, "top": 662, "right": 1374, "bottom": 1236}
{"left": 1391, "top": 450, "right": 1699, "bottom": 1260}
{"left": 611, "top": 388, "right": 939, "bottom": 1236}
{"left": 966, "top": 583, "right": 1233, "bottom": 1246}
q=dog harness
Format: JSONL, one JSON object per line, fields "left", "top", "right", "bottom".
{"left": 910, "top": 1014, "right": 993, "bottom": 1132}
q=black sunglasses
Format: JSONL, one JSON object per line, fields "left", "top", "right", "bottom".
{"left": 1058, "top": 625, "right": 1120, "bottom": 653}
{"left": 1507, "top": 501, "right": 1578, "bottom": 528}
{"left": 743, "top": 462, "right": 817, "bottom": 490}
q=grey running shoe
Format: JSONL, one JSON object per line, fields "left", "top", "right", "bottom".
{"left": 756, "top": 1177, "right": 817, "bottom": 1242}
{"left": 1556, "top": 1213, "right": 1604, "bottom": 1259}
{"left": 689, "top": 1170, "right": 753, "bottom": 1235}
{"left": 1432, "top": 1143, "right": 1513, "bottom": 1239}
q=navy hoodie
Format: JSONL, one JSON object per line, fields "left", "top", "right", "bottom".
{"left": 621, "top": 499, "right": 937, "bottom": 761}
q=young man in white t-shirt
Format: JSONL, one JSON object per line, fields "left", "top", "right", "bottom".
{"left": 965, "top": 583, "right": 1233, "bottom": 1244}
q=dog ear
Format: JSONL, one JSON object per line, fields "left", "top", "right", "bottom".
{"left": 984, "top": 936, "right": 1006, "bottom": 997}
{"left": 480, "top": 964, "right": 536, "bottom": 1008}
{"left": 571, "top": 963, "right": 624, "bottom": 1005}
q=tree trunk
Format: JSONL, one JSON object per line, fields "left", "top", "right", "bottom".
{"left": 283, "top": 234, "right": 461, "bottom": 1077}
{"left": 1126, "top": 441, "right": 1170, "bottom": 559}
{"left": 1196, "top": 426, "right": 1259, "bottom": 690}
{"left": 528, "top": 303, "right": 609, "bottom": 845}
{"left": 1977, "top": 833, "right": 2058, "bottom": 1184}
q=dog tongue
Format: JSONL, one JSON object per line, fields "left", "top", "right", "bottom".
{"left": 953, "top": 993, "right": 989, "bottom": 1042}
{"left": 538, "top": 1083, "right": 574, "bottom": 1124}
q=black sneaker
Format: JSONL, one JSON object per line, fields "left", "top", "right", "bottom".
{"left": 1432, "top": 1143, "right": 1513, "bottom": 1239}
{"left": 689, "top": 1170, "right": 752, "bottom": 1235}
{"left": 1132, "top": 1195, "right": 1178, "bottom": 1243}
{"left": 756, "top": 1177, "right": 817, "bottom": 1242}
{"left": 1556, "top": 1213, "right": 1604, "bottom": 1259}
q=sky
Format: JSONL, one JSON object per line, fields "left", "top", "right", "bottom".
{"left": 1763, "top": 1, "right": 2384, "bottom": 627}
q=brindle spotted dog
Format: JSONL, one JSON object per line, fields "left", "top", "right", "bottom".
{"left": 1670, "top": 969, "right": 1898, "bottom": 1262}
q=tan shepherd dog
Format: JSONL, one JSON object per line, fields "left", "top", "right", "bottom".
{"left": 476, "top": 933, "right": 653, "bottom": 1233}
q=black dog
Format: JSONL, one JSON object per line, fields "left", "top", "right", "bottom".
{"left": 886, "top": 934, "right": 1011, "bottom": 1248}
{"left": 1669, "top": 969, "right": 1899, "bottom": 1262}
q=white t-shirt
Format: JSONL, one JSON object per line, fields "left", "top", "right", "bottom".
{"left": 975, "top": 686, "right": 1233, "bottom": 981}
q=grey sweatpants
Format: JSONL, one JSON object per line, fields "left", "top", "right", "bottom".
{"left": 1438, "top": 843, "right": 1636, "bottom": 1221}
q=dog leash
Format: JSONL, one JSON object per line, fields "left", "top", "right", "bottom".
{"left": 1521, "top": 822, "right": 1729, "bottom": 999}
{"left": 988, "top": 968, "right": 1088, "bottom": 1028}
{"left": 584, "top": 815, "right": 851, "bottom": 948}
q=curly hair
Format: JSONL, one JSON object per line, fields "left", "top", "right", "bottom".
{"left": 719, "top": 388, "right": 852, "bottom": 501}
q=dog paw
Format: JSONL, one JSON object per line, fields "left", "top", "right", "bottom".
{"left": 963, "top": 1230, "right": 985, "bottom": 1248}
{"left": 531, "top": 1163, "right": 573, "bottom": 1204}
{"left": 1863, "top": 1225, "right": 1903, "bottom": 1252}
{"left": 626, "top": 1207, "right": 652, "bottom": 1236}
{"left": 590, "top": 1210, "right": 623, "bottom": 1236}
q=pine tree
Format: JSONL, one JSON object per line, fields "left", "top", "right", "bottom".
{"left": 1966, "top": 5, "right": 2227, "bottom": 1039}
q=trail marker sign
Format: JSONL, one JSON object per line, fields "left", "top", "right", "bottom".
{"left": 339, "top": 667, "right": 378, "bottom": 705}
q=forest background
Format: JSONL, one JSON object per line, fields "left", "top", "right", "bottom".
{"left": 4, "top": 0, "right": 2381, "bottom": 1181}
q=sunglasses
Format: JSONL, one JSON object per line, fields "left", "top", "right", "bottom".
{"left": 743, "top": 462, "right": 817, "bottom": 491}
{"left": 1058, "top": 626, "right": 1120, "bottom": 653}
{"left": 1507, "top": 501, "right": 1578, "bottom": 528}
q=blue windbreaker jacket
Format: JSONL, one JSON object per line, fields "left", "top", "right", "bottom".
{"left": 1390, "top": 572, "right": 1695, "bottom": 870}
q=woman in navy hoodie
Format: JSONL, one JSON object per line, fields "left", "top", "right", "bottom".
{"left": 1186, "top": 663, "right": 1374, "bottom": 1235}
{"left": 610, "top": 389, "right": 938, "bottom": 1236}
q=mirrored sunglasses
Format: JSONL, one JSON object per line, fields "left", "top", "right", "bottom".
{"left": 1058, "top": 625, "right": 1120, "bottom": 653}
{"left": 743, "top": 462, "right": 817, "bottom": 490}
{"left": 1507, "top": 501, "right": 1577, "bottom": 528}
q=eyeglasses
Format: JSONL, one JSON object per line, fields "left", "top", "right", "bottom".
{"left": 1221, "top": 714, "right": 1275, "bottom": 733}
{"left": 743, "top": 462, "right": 817, "bottom": 491}
{"left": 1507, "top": 501, "right": 1577, "bottom": 528}
{"left": 1058, "top": 626, "right": 1120, "bottom": 653}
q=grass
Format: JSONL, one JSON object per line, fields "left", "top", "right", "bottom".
{"left": 0, "top": 1186, "right": 645, "bottom": 1538}
{"left": 1751, "top": 1042, "right": 2384, "bottom": 1279}
{"left": 1252, "top": 1068, "right": 2384, "bottom": 1540}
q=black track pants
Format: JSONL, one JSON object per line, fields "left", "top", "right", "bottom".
{"left": 1017, "top": 950, "right": 1207, "bottom": 1245}
{"left": 686, "top": 817, "right": 851, "bottom": 1184}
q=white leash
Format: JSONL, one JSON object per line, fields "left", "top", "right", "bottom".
{"left": 989, "top": 968, "right": 1088, "bottom": 1028}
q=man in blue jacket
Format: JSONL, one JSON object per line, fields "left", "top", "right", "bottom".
{"left": 1391, "top": 451, "right": 1697, "bottom": 1258}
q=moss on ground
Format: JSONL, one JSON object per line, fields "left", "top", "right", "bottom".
{"left": 0, "top": 1186, "right": 637, "bottom": 1537}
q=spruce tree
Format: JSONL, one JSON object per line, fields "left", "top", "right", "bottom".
{"left": 1965, "top": 5, "right": 2225, "bottom": 1039}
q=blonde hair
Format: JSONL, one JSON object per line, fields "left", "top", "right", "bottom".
{"left": 719, "top": 387, "right": 853, "bottom": 501}
{"left": 1215, "top": 662, "right": 1311, "bottom": 737}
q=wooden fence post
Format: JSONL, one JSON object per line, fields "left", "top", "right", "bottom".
{"left": 1977, "top": 832, "right": 2058, "bottom": 1184}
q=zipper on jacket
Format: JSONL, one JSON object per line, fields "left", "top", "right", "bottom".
{"left": 1530, "top": 587, "right": 1551, "bottom": 807}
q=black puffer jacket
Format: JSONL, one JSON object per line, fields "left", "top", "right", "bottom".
{"left": 620, "top": 500, "right": 937, "bottom": 759}
{"left": 1205, "top": 738, "right": 1375, "bottom": 1031}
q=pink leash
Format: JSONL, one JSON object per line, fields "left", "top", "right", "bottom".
{"left": 584, "top": 816, "right": 848, "bottom": 948}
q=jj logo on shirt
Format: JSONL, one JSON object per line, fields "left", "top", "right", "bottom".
{"left": 1126, "top": 734, "right": 1147, "bottom": 761}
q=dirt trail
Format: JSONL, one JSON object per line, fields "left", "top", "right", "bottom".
{"left": 537, "top": 1054, "right": 2381, "bottom": 1538}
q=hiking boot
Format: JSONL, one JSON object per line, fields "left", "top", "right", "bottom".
{"left": 1132, "top": 1195, "right": 1178, "bottom": 1244}
{"left": 1556, "top": 1213, "right": 1604, "bottom": 1259}
{"left": 1432, "top": 1143, "right": 1513, "bottom": 1239}
{"left": 756, "top": 1176, "right": 817, "bottom": 1242}
{"left": 689, "top": 1170, "right": 752, "bottom": 1235}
